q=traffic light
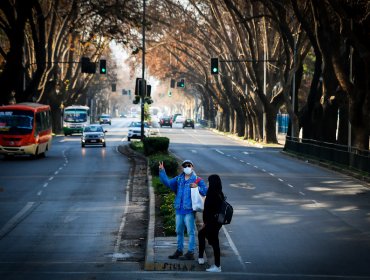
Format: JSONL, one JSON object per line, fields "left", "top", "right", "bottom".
{"left": 81, "top": 57, "right": 96, "bottom": 73}
{"left": 145, "top": 85, "right": 153, "bottom": 104}
{"left": 133, "top": 96, "right": 140, "bottom": 104}
{"left": 146, "top": 85, "right": 152, "bottom": 97}
{"left": 211, "top": 58, "right": 219, "bottom": 75}
{"left": 135, "top": 78, "right": 147, "bottom": 96}
{"left": 99, "top": 59, "right": 106, "bottom": 74}
{"left": 178, "top": 79, "right": 185, "bottom": 88}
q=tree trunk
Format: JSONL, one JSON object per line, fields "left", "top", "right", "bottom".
{"left": 264, "top": 108, "right": 278, "bottom": 143}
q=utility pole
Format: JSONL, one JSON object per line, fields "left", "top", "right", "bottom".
{"left": 291, "top": 38, "right": 297, "bottom": 139}
{"left": 140, "top": 0, "right": 146, "bottom": 141}
{"left": 263, "top": 41, "right": 267, "bottom": 142}
{"left": 348, "top": 18, "right": 353, "bottom": 152}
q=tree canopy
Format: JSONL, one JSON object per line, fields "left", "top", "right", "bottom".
{"left": 0, "top": 0, "right": 369, "bottom": 150}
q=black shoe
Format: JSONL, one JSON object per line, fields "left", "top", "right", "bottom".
{"left": 179, "top": 251, "right": 195, "bottom": 260}
{"left": 168, "top": 250, "right": 183, "bottom": 259}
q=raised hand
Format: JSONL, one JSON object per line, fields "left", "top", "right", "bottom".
{"left": 159, "top": 161, "right": 164, "bottom": 170}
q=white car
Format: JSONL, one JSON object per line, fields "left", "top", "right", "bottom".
{"left": 173, "top": 115, "right": 185, "bottom": 127}
{"left": 149, "top": 121, "right": 160, "bottom": 136}
{"left": 127, "top": 122, "right": 150, "bottom": 141}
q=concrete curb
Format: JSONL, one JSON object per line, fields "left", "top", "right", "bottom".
{"left": 144, "top": 162, "right": 156, "bottom": 270}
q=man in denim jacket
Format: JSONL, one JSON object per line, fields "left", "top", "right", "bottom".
{"left": 159, "top": 159, "right": 207, "bottom": 260}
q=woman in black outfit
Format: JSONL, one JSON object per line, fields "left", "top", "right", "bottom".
{"left": 198, "top": 174, "right": 224, "bottom": 273}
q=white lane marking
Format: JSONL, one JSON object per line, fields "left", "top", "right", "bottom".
{"left": 37, "top": 191, "right": 42, "bottom": 196}
{"left": 233, "top": 157, "right": 237, "bottom": 160}
{"left": 222, "top": 227, "right": 246, "bottom": 270}
{"left": 254, "top": 165, "right": 258, "bottom": 168}
{"left": 269, "top": 173, "right": 275, "bottom": 176}
{"left": 49, "top": 177, "right": 54, "bottom": 181}
{"left": 278, "top": 178, "right": 284, "bottom": 182}
{"left": 262, "top": 169, "right": 266, "bottom": 172}
{"left": 240, "top": 160, "right": 244, "bottom": 163}
{"left": 113, "top": 176, "right": 131, "bottom": 261}
{"left": 58, "top": 167, "right": 63, "bottom": 171}
{"left": 43, "top": 183, "right": 48, "bottom": 188}
{"left": 54, "top": 171, "right": 59, "bottom": 175}
{"left": 0, "top": 202, "right": 34, "bottom": 238}
{"left": 299, "top": 191, "right": 306, "bottom": 196}
{"left": 191, "top": 150, "right": 197, "bottom": 154}
{"left": 216, "top": 149, "right": 224, "bottom": 155}
{"left": 243, "top": 152, "right": 249, "bottom": 155}
{"left": 227, "top": 155, "right": 231, "bottom": 157}
{"left": 247, "top": 162, "right": 251, "bottom": 165}
{"left": 288, "top": 184, "right": 294, "bottom": 188}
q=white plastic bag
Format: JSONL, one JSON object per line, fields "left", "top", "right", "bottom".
{"left": 191, "top": 187, "right": 205, "bottom": 212}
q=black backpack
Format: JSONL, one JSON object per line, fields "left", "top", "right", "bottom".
{"left": 216, "top": 196, "right": 233, "bottom": 225}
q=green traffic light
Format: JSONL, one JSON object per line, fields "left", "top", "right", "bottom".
{"left": 211, "top": 58, "right": 219, "bottom": 75}
{"left": 100, "top": 59, "right": 107, "bottom": 74}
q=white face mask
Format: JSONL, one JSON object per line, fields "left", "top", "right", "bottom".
{"left": 183, "top": 167, "right": 192, "bottom": 175}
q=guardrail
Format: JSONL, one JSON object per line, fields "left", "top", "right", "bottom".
{"left": 284, "top": 137, "right": 370, "bottom": 175}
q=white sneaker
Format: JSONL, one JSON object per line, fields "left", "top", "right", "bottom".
{"left": 198, "top": 258, "right": 205, "bottom": 265}
{"left": 206, "top": 264, "right": 221, "bottom": 272}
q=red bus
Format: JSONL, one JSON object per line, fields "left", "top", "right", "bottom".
{"left": 0, "top": 102, "right": 52, "bottom": 158}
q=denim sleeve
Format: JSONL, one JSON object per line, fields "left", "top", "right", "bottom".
{"left": 198, "top": 179, "right": 208, "bottom": 196}
{"left": 159, "top": 169, "right": 178, "bottom": 192}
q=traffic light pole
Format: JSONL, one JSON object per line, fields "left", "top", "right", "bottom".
{"left": 140, "top": 0, "right": 146, "bottom": 141}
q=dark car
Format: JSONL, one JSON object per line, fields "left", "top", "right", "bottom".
{"left": 81, "top": 124, "right": 107, "bottom": 147}
{"left": 160, "top": 116, "right": 172, "bottom": 128}
{"left": 99, "top": 114, "right": 111, "bottom": 125}
{"left": 183, "top": 118, "right": 194, "bottom": 129}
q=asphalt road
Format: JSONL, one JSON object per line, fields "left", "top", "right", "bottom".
{"left": 162, "top": 123, "right": 370, "bottom": 279}
{"left": 0, "top": 118, "right": 140, "bottom": 279}
{"left": 1, "top": 118, "right": 370, "bottom": 280}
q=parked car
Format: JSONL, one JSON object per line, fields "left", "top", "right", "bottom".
{"left": 160, "top": 116, "right": 172, "bottom": 128}
{"left": 81, "top": 124, "right": 107, "bottom": 147}
{"left": 127, "top": 121, "right": 150, "bottom": 141}
{"left": 183, "top": 118, "right": 195, "bottom": 129}
{"left": 99, "top": 114, "right": 111, "bottom": 125}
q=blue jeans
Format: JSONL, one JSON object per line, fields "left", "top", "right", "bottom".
{"left": 176, "top": 213, "right": 196, "bottom": 253}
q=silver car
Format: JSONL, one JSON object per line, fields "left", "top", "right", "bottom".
{"left": 81, "top": 124, "right": 107, "bottom": 147}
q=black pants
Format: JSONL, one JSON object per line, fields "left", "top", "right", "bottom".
{"left": 198, "top": 223, "right": 222, "bottom": 267}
